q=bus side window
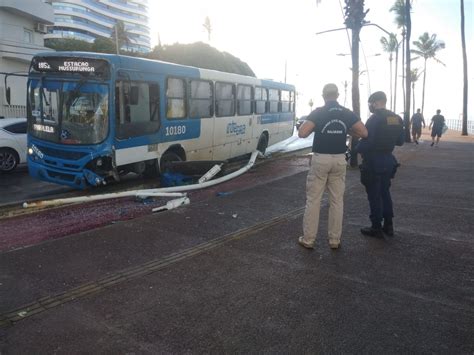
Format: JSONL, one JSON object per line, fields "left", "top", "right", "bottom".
{"left": 237, "top": 84, "right": 251, "bottom": 116}
{"left": 281, "top": 90, "right": 290, "bottom": 113}
{"left": 166, "top": 77, "right": 186, "bottom": 119}
{"left": 189, "top": 79, "right": 213, "bottom": 118}
{"left": 269, "top": 88, "right": 279, "bottom": 113}
{"left": 254, "top": 87, "right": 267, "bottom": 115}
{"left": 149, "top": 83, "right": 160, "bottom": 122}
{"left": 130, "top": 86, "right": 139, "bottom": 105}
{"left": 215, "top": 82, "right": 235, "bottom": 117}
{"left": 116, "top": 80, "right": 160, "bottom": 139}
{"left": 290, "top": 91, "right": 295, "bottom": 112}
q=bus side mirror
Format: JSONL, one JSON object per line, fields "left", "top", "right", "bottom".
{"left": 130, "top": 86, "right": 139, "bottom": 105}
{"left": 5, "top": 87, "right": 11, "bottom": 105}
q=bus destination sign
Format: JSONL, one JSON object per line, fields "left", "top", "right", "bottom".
{"left": 33, "top": 57, "right": 109, "bottom": 76}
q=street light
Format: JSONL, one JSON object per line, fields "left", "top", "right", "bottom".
{"left": 336, "top": 53, "right": 381, "bottom": 57}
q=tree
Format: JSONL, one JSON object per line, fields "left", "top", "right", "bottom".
{"left": 147, "top": 42, "right": 255, "bottom": 77}
{"left": 411, "top": 32, "right": 446, "bottom": 115}
{"left": 460, "top": 0, "right": 468, "bottom": 135}
{"left": 91, "top": 37, "right": 116, "bottom": 54}
{"left": 410, "top": 68, "right": 422, "bottom": 113}
{"left": 308, "top": 98, "right": 314, "bottom": 111}
{"left": 344, "top": 0, "right": 369, "bottom": 167}
{"left": 404, "top": 0, "right": 412, "bottom": 142}
{"left": 111, "top": 20, "right": 133, "bottom": 53}
{"left": 390, "top": 0, "right": 408, "bottom": 114}
{"left": 203, "top": 16, "right": 212, "bottom": 42}
{"left": 380, "top": 33, "right": 399, "bottom": 111}
{"left": 45, "top": 38, "right": 92, "bottom": 52}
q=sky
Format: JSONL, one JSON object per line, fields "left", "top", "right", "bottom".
{"left": 148, "top": 0, "right": 473, "bottom": 122}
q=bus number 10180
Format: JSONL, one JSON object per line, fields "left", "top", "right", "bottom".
{"left": 165, "top": 125, "right": 186, "bottom": 136}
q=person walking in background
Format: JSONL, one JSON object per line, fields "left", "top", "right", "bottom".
{"left": 429, "top": 109, "right": 445, "bottom": 147}
{"left": 410, "top": 108, "right": 425, "bottom": 144}
{"left": 297, "top": 83, "right": 367, "bottom": 250}
{"left": 356, "top": 91, "right": 404, "bottom": 238}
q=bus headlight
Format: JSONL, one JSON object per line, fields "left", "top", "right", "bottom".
{"left": 28, "top": 148, "right": 34, "bottom": 155}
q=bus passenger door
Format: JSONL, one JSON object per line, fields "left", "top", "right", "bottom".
{"left": 212, "top": 82, "right": 234, "bottom": 161}
{"left": 114, "top": 78, "right": 161, "bottom": 167}
{"left": 230, "top": 84, "right": 252, "bottom": 157}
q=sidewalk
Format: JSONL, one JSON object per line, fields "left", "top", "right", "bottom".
{"left": 1, "top": 130, "right": 473, "bottom": 353}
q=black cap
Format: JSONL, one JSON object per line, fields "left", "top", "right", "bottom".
{"left": 368, "top": 91, "right": 387, "bottom": 103}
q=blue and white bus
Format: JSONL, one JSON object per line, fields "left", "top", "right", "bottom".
{"left": 26, "top": 52, "right": 295, "bottom": 189}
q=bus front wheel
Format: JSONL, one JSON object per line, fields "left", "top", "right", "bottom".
{"left": 160, "top": 151, "right": 183, "bottom": 173}
{"left": 143, "top": 159, "right": 160, "bottom": 178}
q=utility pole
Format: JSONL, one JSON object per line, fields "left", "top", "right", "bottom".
{"left": 115, "top": 25, "right": 120, "bottom": 55}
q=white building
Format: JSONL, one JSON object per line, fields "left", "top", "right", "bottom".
{"left": 0, "top": 0, "right": 54, "bottom": 118}
{"left": 45, "top": 0, "right": 150, "bottom": 53}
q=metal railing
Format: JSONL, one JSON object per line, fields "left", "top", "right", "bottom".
{"left": 445, "top": 119, "right": 474, "bottom": 134}
{"left": 0, "top": 105, "right": 26, "bottom": 118}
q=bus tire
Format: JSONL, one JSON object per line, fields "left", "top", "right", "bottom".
{"left": 160, "top": 151, "right": 183, "bottom": 173}
{"left": 256, "top": 134, "right": 268, "bottom": 154}
{"left": 143, "top": 159, "right": 160, "bottom": 178}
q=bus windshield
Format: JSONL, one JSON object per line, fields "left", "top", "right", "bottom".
{"left": 28, "top": 79, "right": 109, "bottom": 145}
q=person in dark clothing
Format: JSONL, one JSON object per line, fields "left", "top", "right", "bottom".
{"left": 410, "top": 108, "right": 425, "bottom": 144}
{"left": 298, "top": 83, "right": 367, "bottom": 249}
{"left": 356, "top": 91, "right": 404, "bottom": 238}
{"left": 429, "top": 109, "right": 445, "bottom": 147}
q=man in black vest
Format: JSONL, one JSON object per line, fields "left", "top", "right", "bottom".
{"left": 298, "top": 83, "right": 367, "bottom": 249}
{"left": 357, "top": 91, "right": 404, "bottom": 238}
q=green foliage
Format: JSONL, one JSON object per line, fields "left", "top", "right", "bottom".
{"left": 45, "top": 38, "right": 92, "bottom": 52}
{"left": 380, "top": 33, "right": 398, "bottom": 53}
{"left": 412, "top": 32, "right": 446, "bottom": 63}
{"left": 147, "top": 42, "right": 255, "bottom": 77}
{"left": 344, "top": 0, "right": 369, "bottom": 30}
{"left": 44, "top": 38, "right": 255, "bottom": 77}
{"left": 390, "top": 0, "right": 409, "bottom": 28}
{"left": 111, "top": 20, "right": 132, "bottom": 52}
{"left": 91, "top": 37, "right": 116, "bottom": 54}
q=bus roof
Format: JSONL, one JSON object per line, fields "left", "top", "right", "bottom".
{"left": 32, "top": 52, "right": 295, "bottom": 91}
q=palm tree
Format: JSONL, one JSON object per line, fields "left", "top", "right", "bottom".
{"left": 203, "top": 16, "right": 212, "bottom": 42}
{"left": 344, "top": 0, "right": 369, "bottom": 167}
{"left": 390, "top": 0, "right": 407, "bottom": 114}
{"left": 111, "top": 20, "right": 133, "bottom": 54}
{"left": 411, "top": 32, "right": 446, "bottom": 115}
{"left": 410, "top": 68, "right": 422, "bottom": 113}
{"left": 460, "top": 0, "right": 468, "bottom": 135}
{"left": 404, "top": 0, "right": 412, "bottom": 142}
{"left": 380, "top": 33, "right": 398, "bottom": 111}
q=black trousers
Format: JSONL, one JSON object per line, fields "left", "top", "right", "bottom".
{"left": 362, "top": 171, "right": 393, "bottom": 227}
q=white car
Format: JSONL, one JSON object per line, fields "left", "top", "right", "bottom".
{"left": 0, "top": 118, "right": 27, "bottom": 173}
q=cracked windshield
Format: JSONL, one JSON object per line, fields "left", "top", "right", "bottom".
{"left": 29, "top": 79, "right": 108, "bottom": 145}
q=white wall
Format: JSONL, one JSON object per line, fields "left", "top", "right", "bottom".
{"left": 0, "top": 1, "right": 54, "bottom": 117}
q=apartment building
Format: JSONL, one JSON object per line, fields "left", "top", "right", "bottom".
{"left": 0, "top": 0, "right": 54, "bottom": 117}
{"left": 45, "top": 0, "right": 150, "bottom": 53}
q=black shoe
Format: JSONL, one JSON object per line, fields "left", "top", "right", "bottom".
{"left": 360, "top": 226, "right": 384, "bottom": 238}
{"left": 430, "top": 142, "right": 434, "bottom": 147}
{"left": 415, "top": 140, "right": 419, "bottom": 145}
{"left": 382, "top": 224, "right": 394, "bottom": 237}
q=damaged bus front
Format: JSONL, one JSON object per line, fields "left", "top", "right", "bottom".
{"left": 27, "top": 54, "right": 115, "bottom": 188}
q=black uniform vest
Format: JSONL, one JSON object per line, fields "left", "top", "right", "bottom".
{"left": 372, "top": 110, "right": 403, "bottom": 153}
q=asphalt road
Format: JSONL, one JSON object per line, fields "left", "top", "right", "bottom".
{"left": 1, "top": 130, "right": 473, "bottom": 353}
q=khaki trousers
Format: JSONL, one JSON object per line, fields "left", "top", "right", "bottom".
{"left": 302, "top": 153, "right": 347, "bottom": 245}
